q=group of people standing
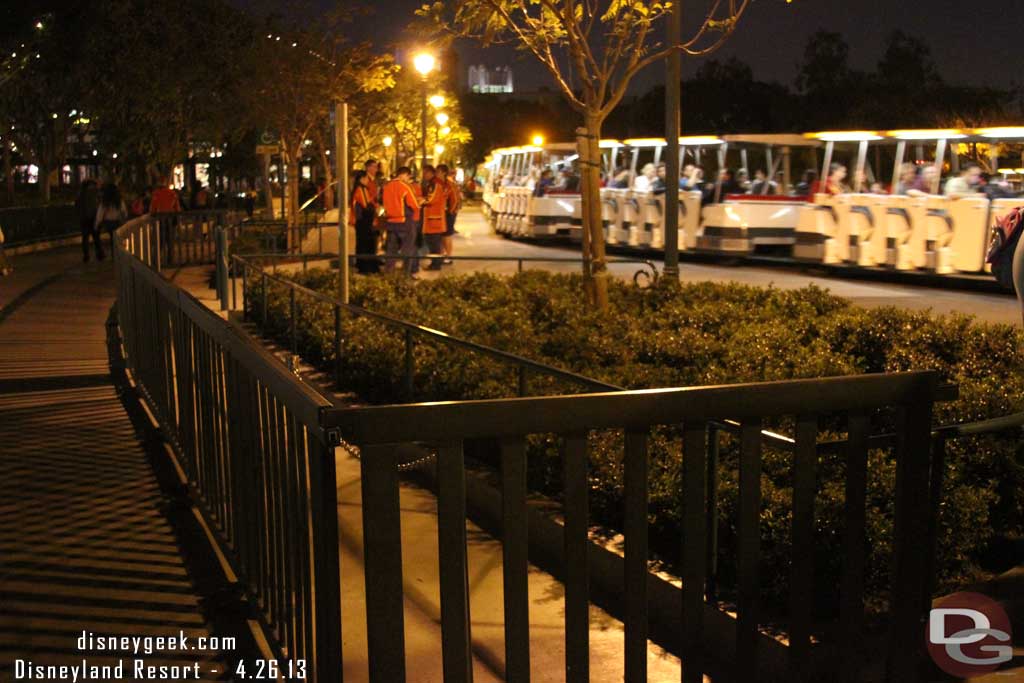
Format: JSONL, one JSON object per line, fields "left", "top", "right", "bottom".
{"left": 350, "top": 159, "right": 460, "bottom": 276}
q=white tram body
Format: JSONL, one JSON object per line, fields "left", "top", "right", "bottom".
{"left": 482, "top": 127, "right": 1024, "bottom": 277}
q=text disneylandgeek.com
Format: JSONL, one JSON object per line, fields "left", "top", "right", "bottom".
{"left": 10, "top": 631, "right": 307, "bottom": 680}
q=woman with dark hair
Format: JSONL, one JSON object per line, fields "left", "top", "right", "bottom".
{"left": 350, "top": 170, "right": 379, "bottom": 274}
{"left": 95, "top": 183, "right": 126, "bottom": 256}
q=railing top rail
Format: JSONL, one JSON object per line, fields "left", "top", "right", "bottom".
{"left": 323, "top": 370, "right": 939, "bottom": 444}
{"left": 238, "top": 255, "right": 623, "bottom": 392}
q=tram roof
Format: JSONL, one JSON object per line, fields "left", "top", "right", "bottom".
{"left": 722, "top": 134, "right": 821, "bottom": 147}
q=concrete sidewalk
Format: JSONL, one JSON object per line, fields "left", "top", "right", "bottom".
{"left": 0, "top": 251, "right": 242, "bottom": 680}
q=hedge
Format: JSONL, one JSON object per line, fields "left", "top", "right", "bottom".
{"left": 247, "top": 268, "right": 1024, "bottom": 625}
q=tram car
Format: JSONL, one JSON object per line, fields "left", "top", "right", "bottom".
{"left": 482, "top": 127, "right": 1024, "bottom": 277}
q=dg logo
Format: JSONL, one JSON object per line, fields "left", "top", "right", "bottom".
{"left": 927, "top": 592, "right": 1013, "bottom": 678}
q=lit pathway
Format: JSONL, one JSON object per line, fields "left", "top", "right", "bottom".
{"left": 426, "top": 206, "right": 1023, "bottom": 325}
{"left": 0, "top": 250, "right": 233, "bottom": 680}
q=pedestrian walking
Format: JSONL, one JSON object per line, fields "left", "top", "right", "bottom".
{"left": 381, "top": 167, "right": 423, "bottom": 276}
{"left": 350, "top": 171, "right": 380, "bottom": 274}
{"left": 95, "top": 183, "right": 127, "bottom": 254}
{"left": 436, "top": 164, "right": 460, "bottom": 265}
{"left": 76, "top": 180, "right": 102, "bottom": 262}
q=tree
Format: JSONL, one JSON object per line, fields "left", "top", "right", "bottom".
{"left": 244, "top": 12, "right": 394, "bottom": 227}
{"left": 419, "top": 0, "right": 754, "bottom": 310}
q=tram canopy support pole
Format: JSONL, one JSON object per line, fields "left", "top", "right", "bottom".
{"left": 663, "top": 0, "right": 681, "bottom": 280}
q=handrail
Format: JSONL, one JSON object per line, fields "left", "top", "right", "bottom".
{"left": 235, "top": 253, "right": 622, "bottom": 393}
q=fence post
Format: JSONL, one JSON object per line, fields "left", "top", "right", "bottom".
{"left": 290, "top": 286, "right": 297, "bottom": 355}
{"left": 517, "top": 366, "right": 527, "bottom": 397}
{"left": 216, "top": 227, "right": 228, "bottom": 311}
{"left": 705, "top": 423, "right": 720, "bottom": 600}
{"left": 333, "top": 304, "right": 342, "bottom": 388}
{"left": 404, "top": 329, "right": 414, "bottom": 401}
{"left": 261, "top": 272, "right": 268, "bottom": 325}
{"left": 241, "top": 261, "right": 247, "bottom": 321}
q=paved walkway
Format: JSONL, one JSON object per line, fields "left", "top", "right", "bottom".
{"left": 0, "top": 249, "right": 233, "bottom": 679}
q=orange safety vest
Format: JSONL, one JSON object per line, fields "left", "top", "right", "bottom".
{"left": 382, "top": 178, "right": 419, "bottom": 223}
{"left": 422, "top": 180, "right": 447, "bottom": 234}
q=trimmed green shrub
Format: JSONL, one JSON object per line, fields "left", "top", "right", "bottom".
{"left": 247, "top": 268, "right": 1024, "bottom": 622}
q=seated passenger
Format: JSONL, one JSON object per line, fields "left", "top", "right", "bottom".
{"left": 681, "top": 165, "right": 704, "bottom": 191}
{"left": 944, "top": 163, "right": 984, "bottom": 198}
{"left": 982, "top": 173, "right": 1019, "bottom": 200}
{"left": 749, "top": 169, "right": 778, "bottom": 195}
{"left": 824, "top": 163, "right": 849, "bottom": 196}
{"left": 609, "top": 168, "right": 631, "bottom": 188}
{"left": 795, "top": 170, "right": 817, "bottom": 196}
{"left": 633, "top": 163, "right": 657, "bottom": 192}
{"left": 869, "top": 181, "right": 887, "bottom": 194}
{"left": 906, "top": 166, "right": 940, "bottom": 196}
{"left": 894, "top": 163, "right": 920, "bottom": 195}
{"left": 533, "top": 169, "right": 555, "bottom": 197}
{"left": 652, "top": 164, "right": 667, "bottom": 195}
{"left": 736, "top": 168, "right": 751, "bottom": 193}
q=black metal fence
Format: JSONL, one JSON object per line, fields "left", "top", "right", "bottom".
{"left": 0, "top": 204, "right": 77, "bottom": 246}
{"left": 112, "top": 213, "right": 1008, "bottom": 682}
{"left": 114, "top": 215, "right": 342, "bottom": 681}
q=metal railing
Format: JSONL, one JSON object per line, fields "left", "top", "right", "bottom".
{"left": 0, "top": 204, "right": 77, "bottom": 246}
{"left": 231, "top": 254, "right": 620, "bottom": 400}
{"left": 114, "top": 214, "right": 1024, "bottom": 682}
{"left": 322, "top": 372, "right": 940, "bottom": 683}
{"left": 114, "top": 215, "right": 341, "bottom": 681}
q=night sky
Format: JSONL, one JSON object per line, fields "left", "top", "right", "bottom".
{"left": 244, "top": 0, "right": 1024, "bottom": 92}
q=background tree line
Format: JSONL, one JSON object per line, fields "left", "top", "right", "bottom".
{"left": 0, "top": 0, "right": 470, "bottom": 223}
{"left": 462, "top": 28, "right": 1021, "bottom": 167}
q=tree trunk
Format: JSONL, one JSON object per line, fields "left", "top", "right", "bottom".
{"left": 578, "top": 112, "right": 609, "bottom": 310}
{"left": 320, "top": 149, "right": 334, "bottom": 211}
{"left": 285, "top": 143, "right": 302, "bottom": 241}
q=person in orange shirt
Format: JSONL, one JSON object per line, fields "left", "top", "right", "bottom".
{"left": 149, "top": 179, "right": 181, "bottom": 214}
{"left": 436, "top": 164, "right": 460, "bottom": 265}
{"left": 421, "top": 170, "right": 448, "bottom": 271}
{"left": 349, "top": 171, "right": 380, "bottom": 274}
{"left": 381, "top": 166, "right": 422, "bottom": 275}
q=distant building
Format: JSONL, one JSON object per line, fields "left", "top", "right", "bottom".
{"left": 468, "top": 65, "right": 513, "bottom": 94}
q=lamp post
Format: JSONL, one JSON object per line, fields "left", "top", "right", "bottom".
{"left": 413, "top": 52, "right": 436, "bottom": 175}
{"left": 663, "top": 0, "right": 682, "bottom": 280}
{"left": 382, "top": 135, "right": 393, "bottom": 176}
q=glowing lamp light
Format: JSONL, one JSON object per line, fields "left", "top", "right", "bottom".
{"left": 429, "top": 95, "right": 446, "bottom": 108}
{"left": 382, "top": 136, "right": 393, "bottom": 147}
{"left": 435, "top": 112, "right": 449, "bottom": 126}
{"left": 531, "top": 134, "right": 544, "bottom": 146}
{"left": 413, "top": 53, "right": 436, "bottom": 76}
{"left": 434, "top": 144, "right": 445, "bottom": 156}
{"left": 440, "top": 126, "right": 451, "bottom": 136}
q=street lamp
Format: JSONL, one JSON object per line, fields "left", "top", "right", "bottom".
{"left": 382, "top": 136, "right": 393, "bottom": 175}
{"left": 413, "top": 52, "right": 437, "bottom": 175}
{"left": 435, "top": 112, "right": 449, "bottom": 127}
{"left": 429, "top": 94, "right": 446, "bottom": 109}
{"left": 532, "top": 134, "right": 545, "bottom": 146}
